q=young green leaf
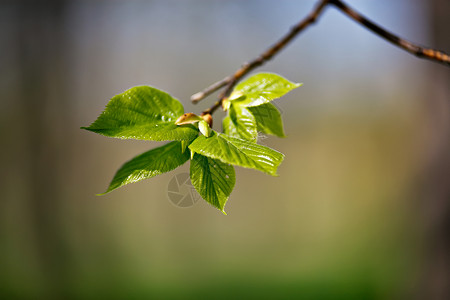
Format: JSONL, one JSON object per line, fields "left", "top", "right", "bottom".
{"left": 100, "top": 141, "right": 190, "bottom": 194}
{"left": 222, "top": 104, "right": 257, "bottom": 142}
{"left": 190, "top": 153, "right": 235, "bottom": 214}
{"left": 247, "top": 103, "right": 285, "bottom": 137}
{"left": 232, "top": 73, "right": 301, "bottom": 107}
{"left": 189, "top": 132, "right": 284, "bottom": 176}
{"left": 82, "top": 86, "right": 198, "bottom": 141}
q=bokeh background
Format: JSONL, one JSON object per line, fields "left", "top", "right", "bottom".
{"left": 1, "top": 0, "right": 449, "bottom": 299}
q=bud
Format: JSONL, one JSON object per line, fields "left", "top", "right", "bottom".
{"left": 201, "top": 113, "right": 213, "bottom": 128}
{"left": 199, "top": 120, "right": 212, "bottom": 138}
{"left": 175, "top": 113, "right": 202, "bottom": 125}
{"left": 222, "top": 98, "right": 231, "bottom": 111}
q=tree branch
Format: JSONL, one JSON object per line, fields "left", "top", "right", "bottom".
{"left": 198, "top": 0, "right": 330, "bottom": 115}
{"left": 329, "top": 0, "right": 450, "bottom": 66}
{"left": 195, "top": 0, "right": 450, "bottom": 117}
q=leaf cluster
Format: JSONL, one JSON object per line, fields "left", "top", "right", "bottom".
{"left": 82, "top": 73, "right": 301, "bottom": 213}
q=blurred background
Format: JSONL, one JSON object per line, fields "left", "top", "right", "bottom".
{"left": 1, "top": 0, "right": 449, "bottom": 299}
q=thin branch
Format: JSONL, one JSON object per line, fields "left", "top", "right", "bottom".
{"left": 196, "top": 0, "right": 450, "bottom": 116}
{"left": 191, "top": 76, "right": 231, "bottom": 104}
{"left": 199, "top": 0, "right": 330, "bottom": 114}
{"left": 329, "top": 0, "right": 450, "bottom": 66}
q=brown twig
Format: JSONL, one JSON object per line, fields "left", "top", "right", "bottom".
{"left": 196, "top": 0, "right": 450, "bottom": 117}
{"left": 329, "top": 0, "right": 450, "bottom": 66}
{"left": 199, "top": 0, "right": 330, "bottom": 115}
{"left": 191, "top": 76, "right": 231, "bottom": 104}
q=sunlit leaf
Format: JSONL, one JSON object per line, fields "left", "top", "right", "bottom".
{"left": 248, "top": 103, "right": 285, "bottom": 137}
{"left": 189, "top": 132, "right": 284, "bottom": 176}
{"left": 82, "top": 86, "right": 198, "bottom": 141}
{"left": 222, "top": 104, "right": 257, "bottom": 142}
{"left": 232, "top": 73, "right": 301, "bottom": 107}
{"left": 190, "top": 153, "right": 235, "bottom": 213}
{"left": 100, "top": 141, "right": 190, "bottom": 194}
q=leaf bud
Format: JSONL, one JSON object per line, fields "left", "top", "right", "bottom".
{"left": 175, "top": 113, "right": 203, "bottom": 125}
{"left": 199, "top": 120, "right": 212, "bottom": 137}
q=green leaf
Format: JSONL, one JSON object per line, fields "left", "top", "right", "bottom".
{"left": 247, "top": 103, "right": 285, "bottom": 137}
{"left": 190, "top": 153, "right": 235, "bottom": 213}
{"left": 189, "top": 132, "right": 284, "bottom": 176}
{"left": 222, "top": 104, "right": 257, "bottom": 142}
{"left": 100, "top": 141, "right": 190, "bottom": 194}
{"left": 82, "top": 86, "right": 198, "bottom": 141}
{"left": 232, "top": 73, "right": 301, "bottom": 107}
